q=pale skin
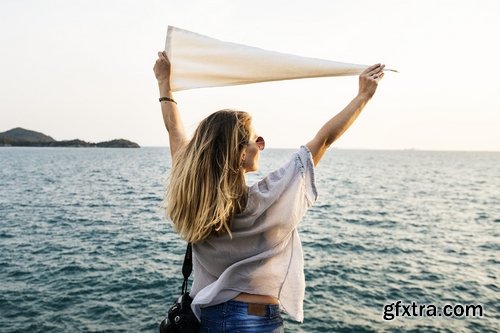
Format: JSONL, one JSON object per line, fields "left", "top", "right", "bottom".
{"left": 305, "top": 62, "right": 384, "bottom": 165}
{"left": 154, "top": 51, "right": 383, "bottom": 304}
{"left": 153, "top": 52, "right": 188, "bottom": 160}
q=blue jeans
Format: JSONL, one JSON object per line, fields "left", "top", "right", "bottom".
{"left": 199, "top": 300, "right": 284, "bottom": 333}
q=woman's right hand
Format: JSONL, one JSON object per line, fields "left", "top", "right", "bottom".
{"left": 154, "top": 51, "right": 172, "bottom": 90}
{"left": 358, "top": 63, "right": 385, "bottom": 100}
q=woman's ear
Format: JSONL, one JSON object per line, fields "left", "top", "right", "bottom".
{"left": 240, "top": 150, "right": 247, "bottom": 167}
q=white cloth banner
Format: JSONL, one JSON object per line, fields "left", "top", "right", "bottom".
{"left": 165, "top": 26, "right": 374, "bottom": 92}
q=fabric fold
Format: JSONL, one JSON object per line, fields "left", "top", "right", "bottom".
{"left": 165, "top": 26, "right": 372, "bottom": 92}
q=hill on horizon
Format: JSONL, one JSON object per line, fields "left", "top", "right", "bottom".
{"left": 1, "top": 127, "right": 55, "bottom": 143}
{"left": 0, "top": 127, "right": 140, "bottom": 148}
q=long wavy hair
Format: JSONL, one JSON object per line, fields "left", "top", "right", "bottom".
{"left": 165, "top": 110, "right": 252, "bottom": 243}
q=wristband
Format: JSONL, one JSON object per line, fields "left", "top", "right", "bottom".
{"left": 159, "top": 97, "right": 177, "bottom": 104}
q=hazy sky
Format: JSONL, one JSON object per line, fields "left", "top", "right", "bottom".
{"left": 1, "top": 0, "right": 499, "bottom": 150}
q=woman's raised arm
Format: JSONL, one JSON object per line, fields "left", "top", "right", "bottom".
{"left": 153, "top": 51, "right": 188, "bottom": 160}
{"left": 306, "top": 63, "right": 385, "bottom": 166}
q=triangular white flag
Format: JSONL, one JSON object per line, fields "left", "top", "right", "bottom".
{"left": 165, "top": 26, "right": 375, "bottom": 92}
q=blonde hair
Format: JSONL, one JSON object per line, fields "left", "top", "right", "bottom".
{"left": 165, "top": 110, "right": 251, "bottom": 243}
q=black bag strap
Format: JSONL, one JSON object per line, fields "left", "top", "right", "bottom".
{"left": 181, "top": 243, "right": 193, "bottom": 294}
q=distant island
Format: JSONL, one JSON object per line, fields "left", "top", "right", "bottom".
{"left": 0, "top": 128, "right": 140, "bottom": 148}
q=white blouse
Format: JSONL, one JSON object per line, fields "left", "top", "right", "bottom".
{"left": 190, "top": 145, "right": 318, "bottom": 322}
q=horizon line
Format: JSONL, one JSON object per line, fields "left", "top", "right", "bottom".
{"left": 140, "top": 145, "right": 500, "bottom": 153}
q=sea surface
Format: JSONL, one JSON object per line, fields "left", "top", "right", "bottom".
{"left": 0, "top": 147, "right": 498, "bottom": 333}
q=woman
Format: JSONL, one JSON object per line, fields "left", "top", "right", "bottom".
{"left": 154, "top": 51, "right": 384, "bottom": 332}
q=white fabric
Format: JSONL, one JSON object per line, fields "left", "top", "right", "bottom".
{"left": 190, "top": 146, "right": 318, "bottom": 322}
{"left": 165, "top": 26, "right": 370, "bottom": 91}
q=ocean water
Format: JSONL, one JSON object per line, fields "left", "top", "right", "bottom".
{"left": 0, "top": 147, "right": 498, "bottom": 333}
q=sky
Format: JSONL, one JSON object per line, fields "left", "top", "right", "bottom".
{"left": 1, "top": 0, "right": 499, "bottom": 151}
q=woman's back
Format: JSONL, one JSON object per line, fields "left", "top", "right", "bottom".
{"left": 191, "top": 146, "right": 317, "bottom": 322}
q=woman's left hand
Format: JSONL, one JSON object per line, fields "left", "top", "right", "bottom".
{"left": 358, "top": 63, "right": 385, "bottom": 100}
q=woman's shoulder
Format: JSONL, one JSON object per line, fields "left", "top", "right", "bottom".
{"left": 246, "top": 146, "right": 313, "bottom": 199}
{"left": 233, "top": 145, "right": 317, "bottom": 228}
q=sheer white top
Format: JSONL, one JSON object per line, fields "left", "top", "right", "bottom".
{"left": 190, "top": 145, "right": 318, "bottom": 322}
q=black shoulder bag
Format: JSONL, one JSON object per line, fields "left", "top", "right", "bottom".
{"left": 159, "top": 243, "right": 200, "bottom": 333}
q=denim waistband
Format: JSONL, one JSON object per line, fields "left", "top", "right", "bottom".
{"left": 204, "top": 300, "right": 280, "bottom": 318}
